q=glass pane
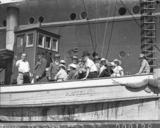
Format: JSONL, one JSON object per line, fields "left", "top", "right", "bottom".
{"left": 17, "top": 35, "right": 24, "bottom": 48}
{"left": 38, "top": 34, "right": 44, "bottom": 46}
{"left": 45, "top": 36, "right": 51, "bottom": 49}
{"left": 27, "top": 33, "right": 34, "bottom": 46}
{"left": 52, "top": 39, "right": 58, "bottom": 51}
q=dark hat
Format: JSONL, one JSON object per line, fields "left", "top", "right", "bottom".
{"left": 82, "top": 51, "right": 90, "bottom": 57}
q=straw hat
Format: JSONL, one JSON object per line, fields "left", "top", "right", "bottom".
{"left": 100, "top": 58, "right": 106, "bottom": 62}
{"left": 60, "top": 60, "right": 66, "bottom": 64}
{"left": 69, "top": 63, "right": 77, "bottom": 69}
{"left": 139, "top": 53, "right": 145, "bottom": 58}
{"left": 59, "top": 64, "right": 66, "bottom": 69}
{"left": 113, "top": 59, "right": 121, "bottom": 65}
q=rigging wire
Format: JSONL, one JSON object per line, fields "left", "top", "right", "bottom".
{"left": 105, "top": 0, "right": 117, "bottom": 58}
{"left": 95, "top": 0, "right": 98, "bottom": 52}
{"left": 101, "top": 1, "right": 114, "bottom": 57}
{"left": 82, "top": 0, "right": 96, "bottom": 52}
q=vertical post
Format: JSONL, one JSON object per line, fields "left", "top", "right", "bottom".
{"left": 6, "top": 7, "right": 19, "bottom": 51}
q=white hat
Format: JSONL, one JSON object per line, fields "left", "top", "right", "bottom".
{"left": 60, "top": 60, "right": 66, "bottom": 64}
{"left": 69, "top": 63, "right": 77, "bottom": 69}
{"left": 59, "top": 64, "right": 66, "bottom": 69}
{"left": 100, "top": 58, "right": 106, "bottom": 62}
{"left": 111, "top": 62, "right": 116, "bottom": 66}
{"left": 113, "top": 59, "right": 121, "bottom": 65}
{"left": 139, "top": 53, "right": 145, "bottom": 58}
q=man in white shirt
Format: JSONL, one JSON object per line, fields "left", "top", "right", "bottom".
{"left": 82, "top": 51, "right": 98, "bottom": 80}
{"left": 16, "top": 53, "right": 31, "bottom": 85}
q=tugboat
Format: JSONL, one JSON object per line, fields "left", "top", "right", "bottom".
{"left": 0, "top": 0, "right": 160, "bottom": 127}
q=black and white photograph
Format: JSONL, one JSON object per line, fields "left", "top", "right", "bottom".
{"left": 0, "top": 0, "right": 160, "bottom": 127}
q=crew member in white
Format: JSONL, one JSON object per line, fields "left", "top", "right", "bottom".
{"left": 16, "top": 53, "right": 31, "bottom": 85}
{"left": 54, "top": 64, "right": 68, "bottom": 82}
{"left": 82, "top": 51, "right": 98, "bottom": 80}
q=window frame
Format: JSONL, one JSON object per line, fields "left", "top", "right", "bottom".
{"left": 38, "top": 33, "right": 45, "bottom": 48}
{"left": 16, "top": 34, "right": 25, "bottom": 49}
{"left": 52, "top": 38, "right": 59, "bottom": 52}
{"left": 26, "top": 32, "right": 34, "bottom": 47}
{"left": 45, "top": 36, "right": 52, "bottom": 50}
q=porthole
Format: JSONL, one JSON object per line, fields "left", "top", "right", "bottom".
{"left": 118, "top": 7, "right": 127, "bottom": 15}
{"left": 119, "top": 51, "right": 126, "bottom": 58}
{"left": 80, "top": 11, "right": 87, "bottom": 19}
{"left": 70, "top": 13, "right": 76, "bottom": 20}
{"left": 156, "top": 0, "right": 160, "bottom": 4}
{"left": 29, "top": 17, "right": 35, "bottom": 24}
{"left": 38, "top": 16, "right": 44, "bottom": 23}
{"left": 133, "top": 5, "right": 140, "bottom": 14}
{"left": 2, "top": 20, "right": 6, "bottom": 26}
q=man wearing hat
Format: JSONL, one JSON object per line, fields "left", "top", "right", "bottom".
{"left": 54, "top": 64, "right": 68, "bottom": 82}
{"left": 34, "top": 53, "right": 47, "bottom": 82}
{"left": 69, "top": 55, "right": 78, "bottom": 68}
{"left": 60, "top": 60, "right": 66, "bottom": 65}
{"left": 137, "top": 53, "right": 150, "bottom": 74}
{"left": 68, "top": 63, "right": 77, "bottom": 80}
{"left": 82, "top": 51, "right": 98, "bottom": 79}
{"left": 111, "top": 59, "right": 124, "bottom": 77}
{"left": 99, "top": 58, "right": 113, "bottom": 77}
{"left": 94, "top": 55, "right": 101, "bottom": 73}
{"left": 48, "top": 53, "right": 61, "bottom": 80}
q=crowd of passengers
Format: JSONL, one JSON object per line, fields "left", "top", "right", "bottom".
{"left": 15, "top": 51, "right": 150, "bottom": 85}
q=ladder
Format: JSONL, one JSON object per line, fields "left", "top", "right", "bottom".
{"left": 140, "top": 0, "right": 157, "bottom": 72}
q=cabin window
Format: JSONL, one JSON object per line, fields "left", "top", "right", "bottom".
{"left": 118, "top": 7, "right": 127, "bottom": 15}
{"left": 38, "top": 34, "right": 45, "bottom": 47}
{"left": 52, "top": 39, "right": 58, "bottom": 52}
{"left": 17, "top": 35, "right": 24, "bottom": 48}
{"left": 2, "top": 20, "right": 6, "bottom": 26}
{"left": 26, "top": 33, "right": 34, "bottom": 47}
{"left": 45, "top": 36, "right": 51, "bottom": 49}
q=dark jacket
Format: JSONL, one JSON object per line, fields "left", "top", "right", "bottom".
{"left": 99, "top": 66, "right": 113, "bottom": 77}
{"left": 48, "top": 62, "right": 59, "bottom": 80}
{"left": 68, "top": 70, "right": 77, "bottom": 80}
{"left": 35, "top": 57, "right": 47, "bottom": 78}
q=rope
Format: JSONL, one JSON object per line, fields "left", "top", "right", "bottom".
{"left": 105, "top": 0, "right": 117, "bottom": 58}
{"left": 82, "top": 0, "right": 96, "bottom": 52}
{"left": 101, "top": 0, "right": 115, "bottom": 57}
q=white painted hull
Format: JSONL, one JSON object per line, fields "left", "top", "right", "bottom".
{"left": 0, "top": 74, "right": 158, "bottom": 107}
